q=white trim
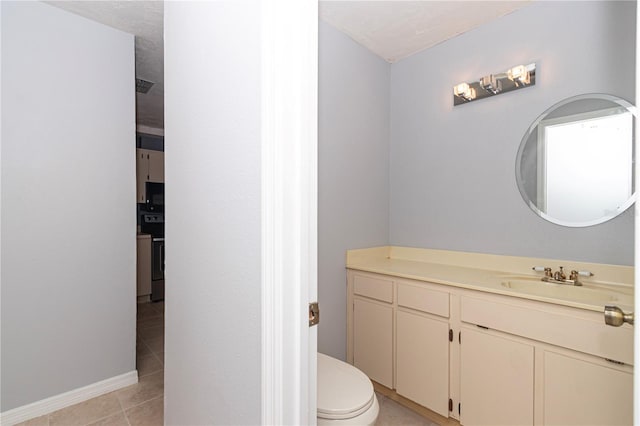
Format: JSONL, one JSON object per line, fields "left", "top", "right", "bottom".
{"left": 261, "top": 0, "right": 318, "bottom": 424}
{"left": 136, "top": 124, "right": 164, "bottom": 136}
{"left": 0, "top": 371, "right": 138, "bottom": 426}
{"left": 634, "top": 1, "right": 639, "bottom": 422}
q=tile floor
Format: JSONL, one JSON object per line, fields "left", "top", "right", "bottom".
{"left": 16, "top": 301, "right": 440, "bottom": 426}
{"left": 375, "top": 393, "right": 440, "bottom": 426}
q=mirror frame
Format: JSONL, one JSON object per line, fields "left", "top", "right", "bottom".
{"left": 515, "top": 93, "right": 636, "bottom": 227}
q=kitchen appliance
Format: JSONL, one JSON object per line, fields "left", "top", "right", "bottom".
{"left": 145, "top": 182, "right": 164, "bottom": 212}
{"left": 151, "top": 237, "right": 164, "bottom": 301}
{"left": 141, "top": 213, "right": 164, "bottom": 302}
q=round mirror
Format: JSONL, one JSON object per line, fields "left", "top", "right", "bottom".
{"left": 516, "top": 94, "right": 636, "bottom": 227}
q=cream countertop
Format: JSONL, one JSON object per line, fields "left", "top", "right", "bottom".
{"left": 346, "top": 246, "right": 634, "bottom": 313}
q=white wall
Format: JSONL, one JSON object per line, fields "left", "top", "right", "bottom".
{"left": 318, "top": 21, "right": 390, "bottom": 360}
{"left": 164, "top": 2, "right": 261, "bottom": 424}
{"left": 1, "top": 1, "right": 136, "bottom": 412}
{"left": 390, "top": 1, "right": 635, "bottom": 265}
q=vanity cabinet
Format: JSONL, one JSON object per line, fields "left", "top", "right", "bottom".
{"left": 460, "top": 294, "right": 632, "bottom": 425}
{"left": 396, "top": 310, "right": 449, "bottom": 416}
{"left": 346, "top": 268, "right": 634, "bottom": 425}
{"left": 395, "top": 282, "right": 450, "bottom": 417}
{"left": 351, "top": 274, "right": 394, "bottom": 388}
{"left": 136, "top": 148, "right": 164, "bottom": 203}
{"left": 460, "top": 327, "right": 534, "bottom": 425}
{"left": 542, "top": 349, "right": 632, "bottom": 425}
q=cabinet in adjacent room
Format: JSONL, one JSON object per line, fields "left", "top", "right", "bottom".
{"left": 136, "top": 233, "right": 152, "bottom": 300}
{"left": 136, "top": 148, "right": 164, "bottom": 203}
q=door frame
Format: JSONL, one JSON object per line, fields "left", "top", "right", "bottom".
{"left": 635, "top": 1, "right": 639, "bottom": 421}
{"left": 261, "top": 1, "right": 318, "bottom": 424}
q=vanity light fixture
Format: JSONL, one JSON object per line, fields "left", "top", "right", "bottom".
{"left": 480, "top": 74, "right": 501, "bottom": 94}
{"left": 453, "top": 62, "right": 536, "bottom": 106}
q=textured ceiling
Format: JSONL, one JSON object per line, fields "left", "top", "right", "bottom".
{"left": 43, "top": 1, "right": 532, "bottom": 130}
{"left": 46, "top": 1, "right": 164, "bottom": 129}
{"left": 320, "top": 1, "right": 533, "bottom": 63}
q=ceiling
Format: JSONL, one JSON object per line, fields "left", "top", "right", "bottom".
{"left": 320, "top": 1, "right": 532, "bottom": 63}
{"left": 46, "top": 1, "right": 165, "bottom": 129}
{"left": 45, "top": 1, "right": 532, "bottom": 130}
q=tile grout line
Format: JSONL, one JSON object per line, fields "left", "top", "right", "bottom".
{"left": 78, "top": 409, "right": 124, "bottom": 426}
{"left": 123, "top": 394, "right": 164, "bottom": 425}
{"left": 150, "top": 349, "right": 164, "bottom": 370}
{"left": 115, "top": 372, "right": 164, "bottom": 419}
{"left": 140, "top": 338, "right": 164, "bottom": 363}
{"left": 128, "top": 303, "right": 163, "bottom": 424}
{"left": 137, "top": 361, "right": 163, "bottom": 379}
{"left": 115, "top": 386, "right": 132, "bottom": 426}
{"left": 125, "top": 394, "right": 164, "bottom": 412}
{"left": 139, "top": 314, "right": 164, "bottom": 366}
{"left": 138, "top": 337, "right": 155, "bottom": 358}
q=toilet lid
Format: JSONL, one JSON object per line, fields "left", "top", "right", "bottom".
{"left": 317, "top": 353, "right": 375, "bottom": 420}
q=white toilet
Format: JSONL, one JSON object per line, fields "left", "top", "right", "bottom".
{"left": 317, "top": 353, "right": 380, "bottom": 425}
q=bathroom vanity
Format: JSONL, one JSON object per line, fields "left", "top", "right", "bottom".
{"left": 346, "top": 246, "right": 633, "bottom": 425}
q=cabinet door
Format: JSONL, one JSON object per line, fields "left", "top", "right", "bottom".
{"left": 460, "top": 327, "right": 534, "bottom": 426}
{"left": 353, "top": 298, "right": 393, "bottom": 388}
{"left": 396, "top": 310, "right": 449, "bottom": 416}
{"left": 543, "top": 350, "right": 632, "bottom": 425}
{"left": 147, "top": 150, "right": 164, "bottom": 182}
{"left": 136, "top": 149, "right": 149, "bottom": 203}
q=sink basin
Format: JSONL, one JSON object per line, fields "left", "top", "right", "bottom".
{"left": 500, "top": 278, "right": 633, "bottom": 305}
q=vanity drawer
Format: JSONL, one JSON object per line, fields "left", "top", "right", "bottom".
{"left": 353, "top": 274, "right": 393, "bottom": 303}
{"left": 461, "top": 295, "right": 633, "bottom": 365}
{"left": 397, "top": 282, "right": 449, "bottom": 318}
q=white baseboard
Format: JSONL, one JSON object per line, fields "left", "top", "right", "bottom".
{"left": 1, "top": 371, "right": 138, "bottom": 426}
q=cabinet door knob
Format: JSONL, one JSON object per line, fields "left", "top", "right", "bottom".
{"left": 604, "top": 305, "right": 634, "bottom": 327}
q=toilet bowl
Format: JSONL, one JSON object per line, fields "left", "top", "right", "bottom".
{"left": 317, "top": 353, "right": 379, "bottom": 425}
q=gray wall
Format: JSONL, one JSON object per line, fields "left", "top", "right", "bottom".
{"left": 164, "top": 2, "right": 261, "bottom": 424}
{"left": 319, "top": 21, "right": 391, "bottom": 360}
{"left": 1, "top": 1, "right": 136, "bottom": 411}
{"left": 389, "top": 1, "right": 635, "bottom": 266}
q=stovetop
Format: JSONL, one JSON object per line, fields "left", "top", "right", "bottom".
{"left": 140, "top": 213, "right": 164, "bottom": 238}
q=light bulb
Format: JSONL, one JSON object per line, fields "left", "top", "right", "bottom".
{"left": 453, "top": 82, "right": 476, "bottom": 100}
{"left": 507, "top": 65, "right": 530, "bottom": 85}
{"left": 454, "top": 82, "right": 469, "bottom": 97}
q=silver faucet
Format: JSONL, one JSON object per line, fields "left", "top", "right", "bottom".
{"left": 533, "top": 266, "right": 592, "bottom": 286}
{"left": 540, "top": 266, "right": 584, "bottom": 286}
{"left": 553, "top": 266, "right": 567, "bottom": 281}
